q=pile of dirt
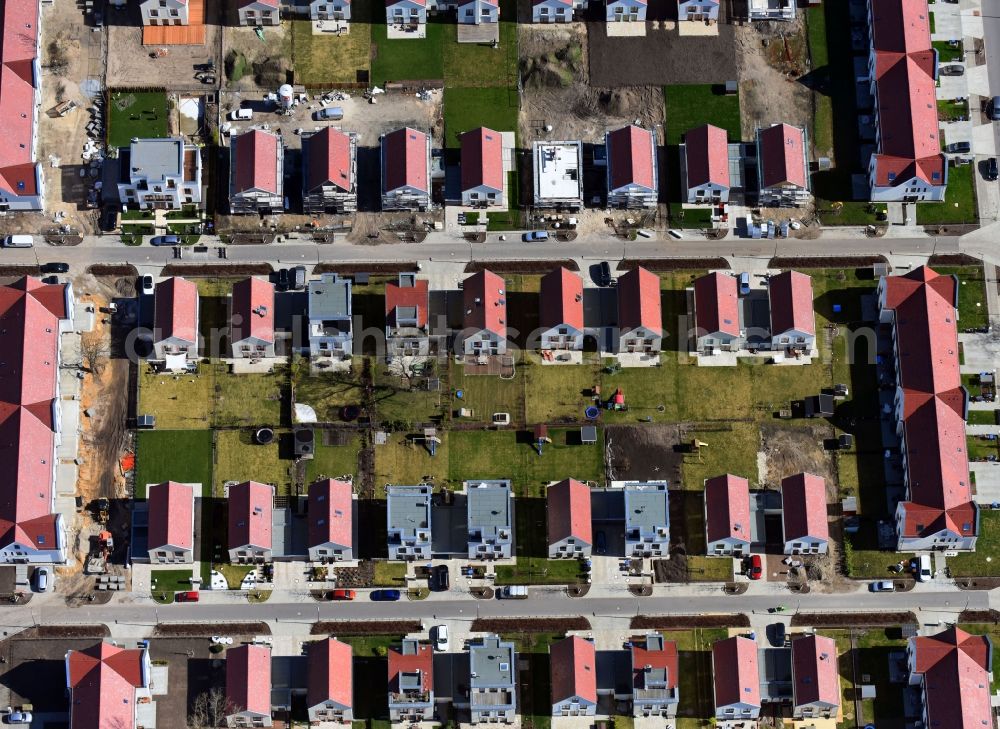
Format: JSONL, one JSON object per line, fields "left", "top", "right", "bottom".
{"left": 631, "top": 614, "right": 750, "bottom": 629}
{"left": 332, "top": 562, "right": 375, "bottom": 589}
{"left": 521, "top": 41, "right": 585, "bottom": 90}
{"left": 471, "top": 617, "right": 591, "bottom": 633}
{"left": 790, "top": 612, "right": 917, "bottom": 628}
{"left": 155, "top": 623, "right": 270, "bottom": 636}
{"left": 760, "top": 423, "right": 835, "bottom": 489}
{"left": 310, "top": 620, "right": 422, "bottom": 636}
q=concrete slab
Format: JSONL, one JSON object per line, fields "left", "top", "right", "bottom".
{"left": 606, "top": 21, "right": 647, "bottom": 37}
{"left": 387, "top": 24, "right": 427, "bottom": 39}
{"left": 971, "top": 463, "right": 1000, "bottom": 504}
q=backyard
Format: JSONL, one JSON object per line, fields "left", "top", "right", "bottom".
{"left": 134, "top": 430, "right": 214, "bottom": 499}
{"left": 107, "top": 90, "right": 169, "bottom": 148}
{"left": 443, "top": 87, "right": 519, "bottom": 149}
{"left": 291, "top": 18, "right": 371, "bottom": 86}
{"left": 370, "top": 22, "right": 446, "bottom": 83}
{"left": 662, "top": 84, "right": 742, "bottom": 145}
{"left": 916, "top": 165, "right": 977, "bottom": 225}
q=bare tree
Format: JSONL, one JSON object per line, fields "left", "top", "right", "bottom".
{"left": 81, "top": 335, "right": 111, "bottom": 379}
{"left": 190, "top": 687, "right": 230, "bottom": 729}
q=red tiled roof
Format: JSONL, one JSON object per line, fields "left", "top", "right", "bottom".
{"left": 551, "top": 636, "right": 597, "bottom": 705}
{"left": 694, "top": 272, "right": 739, "bottom": 337}
{"left": 630, "top": 634, "right": 679, "bottom": 690}
{"left": 240, "top": 0, "right": 279, "bottom": 7}
{"left": 308, "top": 638, "right": 353, "bottom": 711}
{"left": 231, "top": 277, "right": 274, "bottom": 345}
{"left": 154, "top": 276, "right": 198, "bottom": 344}
{"left": 305, "top": 127, "right": 354, "bottom": 194}
{"left": 388, "top": 0, "right": 427, "bottom": 6}
{"left": 67, "top": 642, "right": 146, "bottom": 729}
{"left": 0, "top": 278, "right": 67, "bottom": 553}
{"left": 146, "top": 481, "right": 194, "bottom": 552}
{"left": 781, "top": 473, "right": 829, "bottom": 543}
{"left": 684, "top": 124, "right": 730, "bottom": 190}
{"left": 382, "top": 127, "right": 429, "bottom": 194}
{"left": 233, "top": 130, "right": 281, "bottom": 195}
{"left": 607, "top": 125, "right": 656, "bottom": 192}
{"left": 385, "top": 276, "right": 429, "bottom": 328}
{"left": 910, "top": 628, "right": 992, "bottom": 729}
{"left": 463, "top": 269, "right": 506, "bottom": 338}
{"left": 533, "top": 0, "right": 572, "bottom": 5}
{"left": 461, "top": 127, "right": 504, "bottom": 194}
{"left": 870, "top": 0, "right": 930, "bottom": 53}
{"left": 388, "top": 641, "right": 434, "bottom": 693}
{"left": 308, "top": 478, "right": 353, "bottom": 550}
{"left": 227, "top": 644, "right": 271, "bottom": 718}
{"left": 228, "top": 481, "right": 272, "bottom": 551}
{"left": 713, "top": 636, "right": 761, "bottom": 710}
{"left": 758, "top": 124, "right": 807, "bottom": 189}
{"left": 704, "top": 474, "right": 751, "bottom": 545}
{"left": 547, "top": 478, "right": 593, "bottom": 547}
{"left": 617, "top": 267, "right": 661, "bottom": 332}
{"left": 882, "top": 267, "right": 976, "bottom": 540}
{"left": 791, "top": 635, "right": 839, "bottom": 709}
{"left": 0, "top": 0, "right": 40, "bottom": 199}
{"left": 768, "top": 270, "right": 814, "bottom": 336}
{"left": 540, "top": 267, "right": 584, "bottom": 331}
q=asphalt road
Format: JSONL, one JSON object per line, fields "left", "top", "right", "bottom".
{"left": 984, "top": 0, "right": 1000, "bottom": 152}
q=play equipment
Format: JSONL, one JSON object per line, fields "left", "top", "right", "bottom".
{"left": 534, "top": 424, "right": 551, "bottom": 456}
{"left": 585, "top": 406, "right": 600, "bottom": 420}
{"left": 423, "top": 427, "right": 441, "bottom": 457}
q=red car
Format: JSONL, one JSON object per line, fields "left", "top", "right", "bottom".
{"left": 328, "top": 589, "right": 356, "bottom": 601}
{"left": 747, "top": 554, "right": 763, "bottom": 580}
{"left": 175, "top": 591, "right": 200, "bottom": 602}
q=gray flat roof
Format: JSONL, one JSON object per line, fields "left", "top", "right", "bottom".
{"left": 623, "top": 482, "right": 669, "bottom": 530}
{"left": 308, "top": 274, "right": 352, "bottom": 319}
{"left": 387, "top": 485, "right": 432, "bottom": 533}
{"left": 469, "top": 636, "right": 515, "bottom": 688}
{"left": 466, "top": 481, "right": 512, "bottom": 533}
{"left": 129, "top": 138, "right": 183, "bottom": 181}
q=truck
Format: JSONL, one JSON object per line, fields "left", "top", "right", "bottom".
{"left": 497, "top": 585, "right": 528, "bottom": 599}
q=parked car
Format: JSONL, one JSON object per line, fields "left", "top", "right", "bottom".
{"left": 522, "top": 231, "right": 549, "bottom": 242}
{"left": 597, "top": 261, "right": 613, "bottom": 287}
{"left": 313, "top": 107, "right": 344, "bottom": 121}
{"left": 433, "top": 624, "right": 450, "bottom": 652}
{"left": 595, "top": 530, "right": 607, "bottom": 554}
{"left": 989, "top": 96, "right": 1000, "bottom": 121}
{"left": 946, "top": 141, "right": 972, "bottom": 154}
{"left": 940, "top": 64, "right": 965, "bottom": 76}
{"left": 291, "top": 265, "right": 307, "bottom": 290}
{"left": 141, "top": 275, "right": 154, "bottom": 295}
{"left": 329, "top": 589, "right": 356, "bottom": 601}
{"left": 4, "top": 711, "right": 32, "bottom": 725}
{"left": 40, "top": 262, "right": 69, "bottom": 274}
{"left": 275, "top": 268, "right": 289, "bottom": 290}
{"left": 738, "top": 272, "right": 751, "bottom": 296}
{"left": 2, "top": 235, "right": 33, "bottom": 248}
{"left": 432, "top": 565, "right": 450, "bottom": 592}
{"left": 33, "top": 566, "right": 51, "bottom": 592}
{"left": 371, "top": 589, "right": 401, "bottom": 601}
{"left": 915, "top": 554, "right": 932, "bottom": 582}
{"left": 869, "top": 580, "right": 894, "bottom": 592}
{"left": 497, "top": 585, "right": 528, "bottom": 599}
{"left": 229, "top": 108, "right": 253, "bottom": 121}
{"left": 983, "top": 157, "right": 998, "bottom": 181}
{"left": 747, "top": 554, "right": 763, "bottom": 580}
{"left": 175, "top": 591, "right": 200, "bottom": 602}
{"left": 150, "top": 235, "right": 180, "bottom": 247}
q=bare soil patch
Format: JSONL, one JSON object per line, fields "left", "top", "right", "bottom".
{"left": 769, "top": 256, "right": 887, "bottom": 269}
{"left": 464, "top": 260, "right": 579, "bottom": 274}
{"left": 733, "top": 22, "right": 811, "bottom": 138}
{"left": 161, "top": 263, "right": 273, "bottom": 277}
{"left": 606, "top": 425, "right": 684, "bottom": 482}
{"left": 631, "top": 614, "right": 750, "bottom": 629}
{"left": 472, "top": 617, "right": 591, "bottom": 633}
{"left": 29, "top": 625, "right": 110, "bottom": 639}
{"left": 619, "top": 258, "right": 729, "bottom": 272}
{"left": 790, "top": 612, "right": 917, "bottom": 628}
{"left": 154, "top": 622, "right": 270, "bottom": 636}
{"left": 760, "top": 422, "right": 836, "bottom": 489}
{"left": 311, "top": 620, "right": 422, "bottom": 635}
{"left": 315, "top": 262, "right": 420, "bottom": 275}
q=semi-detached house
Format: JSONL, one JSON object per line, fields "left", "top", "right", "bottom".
{"left": 146, "top": 481, "right": 194, "bottom": 564}
{"left": 547, "top": 478, "right": 592, "bottom": 558}
{"left": 226, "top": 644, "right": 272, "bottom": 727}
{"left": 461, "top": 269, "right": 507, "bottom": 356}
{"left": 550, "top": 637, "right": 598, "bottom": 717}
{"left": 704, "top": 474, "right": 751, "bottom": 557}
{"left": 461, "top": 127, "right": 504, "bottom": 208}
{"left": 539, "top": 267, "right": 585, "bottom": 351}
{"left": 381, "top": 127, "right": 431, "bottom": 211}
{"left": 230, "top": 130, "right": 284, "bottom": 215}
{"left": 683, "top": 124, "right": 730, "bottom": 205}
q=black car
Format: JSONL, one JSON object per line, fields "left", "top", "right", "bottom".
{"left": 275, "top": 268, "right": 289, "bottom": 290}
{"left": 150, "top": 234, "right": 180, "bottom": 247}
{"left": 40, "top": 262, "right": 69, "bottom": 274}
{"left": 432, "top": 565, "right": 450, "bottom": 591}
{"left": 597, "top": 261, "right": 612, "bottom": 287}
{"left": 946, "top": 141, "right": 972, "bottom": 154}
{"left": 984, "top": 158, "right": 999, "bottom": 181}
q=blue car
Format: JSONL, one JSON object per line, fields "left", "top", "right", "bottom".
{"left": 522, "top": 231, "right": 549, "bottom": 242}
{"left": 370, "top": 589, "right": 401, "bottom": 601}
{"left": 150, "top": 235, "right": 180, "bottom": 247}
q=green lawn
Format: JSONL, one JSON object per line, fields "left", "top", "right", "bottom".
{"left": 216, "top": 563, "right": 254, "bottom": 588}
{"left": 495, "top": 498, "right": 584, "bottom": 585}
{"left": 373, "top": 561, "right": 407, "bottom": 586}
{"left": 292, "top": 359, "right": 365, "bottom": 423}
{"left": 108, "top": 90, "right": 168, "bottom": 149}
{"left": 681, "top": 421, "right": 760, "bottom": 489}
{"left": 806, "top": 5, "right": 832, "bottom": 155}
{"left": 486, "top": 172, "right": 523, "bottom": 230}
{"left": 442, "top": 21, "right": 518, "bottom": 88}
{"left": 370, "top": 21, "right": 445, "bottom": 83}
{"left": 663, "top": 85, "right": 741, "bottom": 145}
{"left": 138, "top": 368, "right": 213, "bottom": 429}
{"left": 938, "top": 98, "right": 970, "bottom": 122}
{"left": 666, "top": 204, "right": 714, "bottom": 229}
{"left": 214, "top": 430, "right": 295, "bottom": 496}
{"left": 844, "top": 539, "right": 914, "bottom": 578}
{"left": 134, "top": 430, "right": 214, "bottom": 499}
{"left": 306, "top": 433, "right": 362, "bottom": 483}
{"left": 524, "top": 358, "right": 602, "bottom": 423}
{"left": 375, "top": 434, "right": 451, "bottom": 492}
{"left": 372, "top": 362, "right": 446, "bottom": 425}
{"left": 917, "top": 164, "right": 977, "bottom": 225}
{"left": 450, "top": 365, "right": 526, "bottom": 425}
{"left": 933, "top": 39, "right": 963, "bottom": 62}
{"left": 967, "top": 409, "right": 997, "bottom": 425}
{"left": 932, "top": 265, "right": 988, "bottom": 329}
{"left": 213, "top": 367, "right": 286, "bottom": 427}
{"left": 150, "top": 569, "right": 194, "bottom": 603}
{"left": 949, "top": 511, "right": 1000, "bottom": 577}
{"left": 291, "top": 18, "right": 371, "bottom": 85}
{"left": 816, "top": 200, "right": 886, "bottom": 226}
{"left": 443, "top": 87, "right": 519, "bottom": 148}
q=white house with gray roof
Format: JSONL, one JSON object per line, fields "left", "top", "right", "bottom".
{"left": 468, "top": 635, "right": 517, "bottom": 724}
{"left": 623, "top": 481, "right": 669, "bottom": 557}
{"left": 117, "top": 138, "right": 202, "bottom": 210}
{"left": 466, "top": 480, "right": 513, "bottom": 560}
{"left": 386, "top": 485, "right": 432, "bottom": 561}
{"left": 307, "top": 273, "right": 353, "bottom": 360}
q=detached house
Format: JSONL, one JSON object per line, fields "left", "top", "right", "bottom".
{"left": 468, "top": 636, "right": 517, "bottom": 724}
{"left": 616, "top": 267, "right": 662, "bottom": 354}
{"left": 461, "top": 127, "right": 504, "bottom": 208}
{"left": 781, "top": 473, "right": 829, "bottom": 555}
{"left": 140, "top": 0, "right": 189, "bottom": 25}
{"left": 467, "top": 480, "right": 513, "bottom": 560}
{"left": 230, "top": 277, "right": 275, "bottom": 359}
{"left": 308, "top": 273, "right": 353, "bottom": 361}
{"left": 791, "top": 635, "right": 840, "bottom": 720}
{"left": 388, "top": 639, "right": 435, "bottom": 722}
{"left": 539, "top": 267, "right": 585, "bottom": 351}
{"left": 381, "top": 127, "right": 431, "bottom": 211}
{"left": 677, "top": 0, "right": 719, "bottom": 21}
{"left": 312, "top": 0, "right": 351, "bottom": 19}
{"left": 230, "top": 130, "right": 284, "bottom": 215}
{"left": 624, "top": 482, "right": 669, "bottom": 557}
{"left": 307, "top": 638, "right": 354, "bottom": 724}
{"left": 227, "top": 481, "right": 274, "bottom": 564}
{"left": 66, "top": 642, "right": 154, "bottom": 729}
{"left": 693, "top": 271, "right": 741, "bottom": 354}
{"left": 458, "top": 0, "right": 499, "bottom": 24}
{"left": 606, "top": 125, "right": 658, "bottom": 209}
{"left": 302, "top": 127, "right": 358, "bottom": 215}
{"left": 756, "top": 123, "right": 810, "bottom": 207}
{"left": 606, "top": 0, "right": 646, "bottom": 22}
{"left": 387, "top": 485, "right": 432, "bottom": 561}
{"left": 532, "top": 0, "right": 578, "bottom": 22}
{"left": 237, "top": 0, "right": 280, "bottom": 25}
{"left": 385, "top": 273, "right": 431, "bottom": 357}
{"left": 631, "top": 633, "right": 679, "bottom": 718}
{"left": 747, "top": 0, "right": 795, "bottom": 20}
{"left": 117, "top": 138, "right": 202, "bottom": 210}
{"left": 226, "top": 644, "right": 272, "bottom": 728}
{"left": 712, "top": 636, "right": 761, "bottom": 721}
{"left": 386, "top": 0, "right": 427, "bottom": 25}
{"left": 704, "top": 474, "right": 750, "bottom": 558}
{"left": 682, "top": 124, "right": 730, "bottom": 204}
{"left": 550, "top": 637, "right": 598, "bottom": 717}
{"left": 461, "top": 269, "right": 507, "bottom": 356}
{"left": 908, "top": 628, "right": 992, "bottom": 729}
{"left": 547, "top": 478, "right": 592, "bottom": 559}
{"left": 146, "top": 481, "right": 194, "bottom": 564}
{"left": 308, "top": 478, "right": 354, "bottom": 563}
{"left": 153, "top": 276, "right": 200, "bottom": 369}
{"left": 768, "top": 270, "right": 815, "bottom": 353}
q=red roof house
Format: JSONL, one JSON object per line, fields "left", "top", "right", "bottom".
{"left": 781, "top": 473, "right": 829, "bottom": 553}
{"left": 153, "top": 276, "right": 199, "bottom": 363}
{"left": 756, "top": 123, "right": 810, "bottom": 206}
{"left": 631, "top": 633, "right": 679, "bottom": 716}
{"left": 385, "top": 274, "right": 429, "bottom": 330}
{"left": 308, "top": 638, "right": 354, "bottom": 722}
{"left": 693, "top": 272, "right": 740, "bottom": 350}
{"left": 226, "top": 644, "right": 272, "bottom": 724}
{"left": 0, "top": 0, "right": 42, "bottom": 208}
{"left": 227, "top": 481, "right": 274, "bottom": 562}
{"left": 66, "top": 642, "right": 151, "bottom": 729}
{"left": 230, "top": 277, "right": 275, "bottom": 358}
{"left": 146, "top": 481, "right": 194, "bottom": 562}
{"left": 908, "top": 628, "right": 992, "bottom": 729}
{"left": 550, "top": 636, "right": 598, "bottom": 714}
{"left": 547, "top": 478, "right": 593, "bottom": 557}
{"left": 381, "top": 127, "right": 430, "bottom": 211}
{"left": 308, "top": 478, "right": 354, "bottom": 562}
{"left": 461, "top": 269, "right": 507, "bottom": 355}
{"left": 704, "top": 474, "right": 751, "bottom": 555}
{"left": 791, "top": 634, "right": 840, "bottom": 718}
{"left": 539, "top": 267, "right": 584, "bottom": 349}
{"left": 303, "top": 127, "right": 357, "bottom": 214}
{"left": 768, "top": 270, "right": 815, "bottom": 351}
{"left": 616, "top": 267, "right": 662, "bottom": 352}
{"left": 606, "top": 125, "right": 658, "bottom": 208}
{"left": 684, "top": 124, "right": 730, "bottom": 203}
{"left": 461, "top": 127, "right": 504, "bottom": 203}
{"left": 230, "top": 130, "right": 283, "bottom": 214}
{"left": 388, "top": 639, "right": 434, "bottom": 721}
{"left": 712, "top": 636, "right": 761, "bottom": 719}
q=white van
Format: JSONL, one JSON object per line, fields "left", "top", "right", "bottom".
{"left": 2, "top": 235, "right": 33, "bottom": 248}
{"left": 229, "top": 108, "right": 253, "bottom": 121}
{"left": 916, "top": 554, "right": 932, "bottom": 582}
{"left": 498, "top": 585, "right": 528, "bottom": 599}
